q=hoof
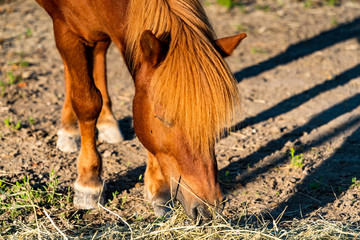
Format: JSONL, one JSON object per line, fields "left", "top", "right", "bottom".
{"left": 57, "top": 129, "right": 80, "bottom": 153}
{"left": 74, "top": 183, "right": 105, "bottom": 209}
{"left": 97, "top": 123, "right": 123, "bottom": 144}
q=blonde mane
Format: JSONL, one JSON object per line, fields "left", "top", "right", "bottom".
{"left": 125, "top": 0, "right": 240, "bottom": 154}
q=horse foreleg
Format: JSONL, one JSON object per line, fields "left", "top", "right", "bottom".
{"left": 145, "top": 151, "right": 172, "bottom": 217}
{"left": 57, "top": 63, "right": 80, "bottom": 153}
{"left": 55, "top": 24, "right": 104, "bottom": 209}
{"left": 93, "top": 41, "right": 123, "bottom": 144}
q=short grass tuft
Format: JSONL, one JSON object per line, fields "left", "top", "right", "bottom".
{"left": 289, "top": 147, "right": 303, "bottom": 168}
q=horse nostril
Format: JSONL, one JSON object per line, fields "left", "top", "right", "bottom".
{"left": 218, "top": 200, "right": 226, "bottom": 214}
{"left": 186, "top": 203, "right": 218, "bottom": 221}
{"left": 197, "top": 205, "right": 211, "bottom": 220}
{"left": 189, "top": 205, "right": 198, "bottom": 220}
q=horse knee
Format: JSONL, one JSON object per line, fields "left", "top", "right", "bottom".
{"left": 71, "top": 87, "right": 103, "bottom": 122}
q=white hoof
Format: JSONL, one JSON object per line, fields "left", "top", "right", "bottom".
{"left": 56, "top": 129, "right": 80, "bottom": 153}
{"left": 97, "top": 123, "right": 123, "bottom": 144}
{"left": 74, "top": 182, "right": 105, "bottom": 209}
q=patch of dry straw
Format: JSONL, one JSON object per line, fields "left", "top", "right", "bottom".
{"left": 1, "top": 201, "right": 360, "bottom": 240}
{"left": 1, "top": 178, "right": 359, "bottom": 239}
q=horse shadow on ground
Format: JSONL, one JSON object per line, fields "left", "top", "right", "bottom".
{"left": 218, "top": 16, "right": 360, "bottom": 220}
{"left": 268, "top": 124, "right": 360, "bottom": 220}
{"left": 233, "top": 64, "right": 360, "bottom": 131}
{"left": 220, "top": 92, "right": 360, "bottom": 187}
{"left": 234, "top": 17, "right": 360, "bottom": 83}
{"left": 106, "top": 117, "right": 141, "bottom": 196}
{"left": 105, "top": 165, "right": 146, "bottom": 198}
{"left": 118, "top": 116, "right": 135, "bottom": 141}
{"left": 220, "top": 65, "right": 360, "bottom": 189}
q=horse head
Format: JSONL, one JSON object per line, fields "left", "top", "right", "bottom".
{"left": 132, "top": 30, "right": 246, "bottom": 220}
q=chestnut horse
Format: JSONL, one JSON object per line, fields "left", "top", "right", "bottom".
{"left": 36, "top": 0, "right": 246, "bottom": 219}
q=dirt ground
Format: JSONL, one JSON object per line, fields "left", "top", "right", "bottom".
{"left": 0, "top": 0, "right": 360, "bottom": 224}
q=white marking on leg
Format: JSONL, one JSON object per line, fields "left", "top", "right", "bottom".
{"left": 97, "top": 122, "right": 123, "bottom": 144}
{"left": 57, "top": 128, "right": 80, "bottom": 153}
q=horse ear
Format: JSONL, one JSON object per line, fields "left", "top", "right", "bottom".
{"left": 140, "top": 30, "right": 166, "bottom": 67}
{"left": 214, "top": 33, "right": 247, "bottom": 57}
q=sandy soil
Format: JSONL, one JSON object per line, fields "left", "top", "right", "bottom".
{"left": 0, "top": 0, "right": 360, "bottom": 223}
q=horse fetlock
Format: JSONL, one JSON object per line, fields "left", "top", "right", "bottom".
{"left": 74, "top": 182, "right": 105, "bottom": 209}
{"left": 57, "top": 128, "right": 80, "bottom": 153}
{"left": 97, "top": 122, "right": 123, "bottom": 144}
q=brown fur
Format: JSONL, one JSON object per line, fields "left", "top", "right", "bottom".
{"left": 35, "top": 0, "right": 245, "bottom": 218}
{"left": 125, "top": 0, "right": 240, "bottom": 154}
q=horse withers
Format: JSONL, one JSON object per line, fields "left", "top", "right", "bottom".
{"left": 36, "top": 0, "right": 246, "bottom": 220}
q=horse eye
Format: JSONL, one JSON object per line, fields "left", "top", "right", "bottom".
{"left": 155, "top": 115, "right": 174, "bottom": 127}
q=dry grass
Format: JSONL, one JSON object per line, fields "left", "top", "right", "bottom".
{"left": 1, "top": 206, "right": 360, "bottom": 239}
{"left": 1, "top": 175, "right": 359, "bottom": 240}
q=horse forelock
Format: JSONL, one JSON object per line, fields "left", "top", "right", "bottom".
{"left": 125, "top": 0, "right": 240, "bottom": 154}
